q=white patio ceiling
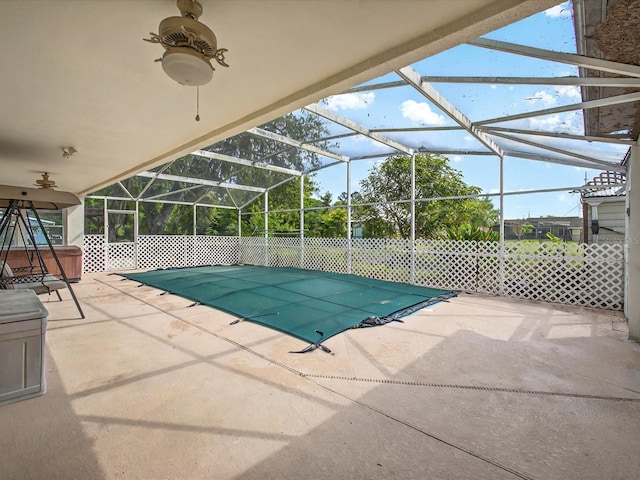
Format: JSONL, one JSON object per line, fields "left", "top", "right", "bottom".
{"left": 0, "top": 0, "right": 559, "bottom": 196}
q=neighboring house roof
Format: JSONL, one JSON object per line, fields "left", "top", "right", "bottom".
{"left": 504, "top": 216, "right": 583, "bottom": 227}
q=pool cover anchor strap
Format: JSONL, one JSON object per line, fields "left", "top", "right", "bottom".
{"left": 356, "top": 315, "right": 404, "bottom": 327}
{"left": 230, "top": 312, "right": 279, "bottom": 326}
{"left": 351, "top": 297, "right": 455, "bottom": 330}
{"left": 290, "top": 330, "right": 334, "bottom": 355}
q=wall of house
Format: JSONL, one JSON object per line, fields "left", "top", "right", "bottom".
{"left": 587, "top": 199, "right": 626, "bottom": 244}
{"left": 627, "top": 144, "right": 639, "bottom": 341}
{"left": 64, "top": 201, "right": 84, "bottom": 248}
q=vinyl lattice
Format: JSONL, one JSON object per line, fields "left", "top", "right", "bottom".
{"left": 83, "top": 235, "right": 106, "bottom": 273}
{"left": 107, "top": 242, "right": 136, "bottom": 270}
{"left": 83, "top": 235, "right": 624, "bottom": 310}
{"left": 137, "top": 236, "right": 240, "bottom": 270}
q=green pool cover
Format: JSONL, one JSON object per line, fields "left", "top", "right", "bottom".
{"left": 121, "top": 265, "right": 456, "bottom": 351}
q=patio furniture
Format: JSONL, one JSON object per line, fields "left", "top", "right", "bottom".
{"left": 0, "top": 262, "right": 67, "bottom": 301}
{"left": 0, "top": 193, "right": 84, "bottom": 319}
{"left": 0, "top": 290, "right": 48, "bottom": 406}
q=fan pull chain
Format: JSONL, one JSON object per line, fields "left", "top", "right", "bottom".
{"left": 195, "top": 85, "right": 200, "bottom": 122}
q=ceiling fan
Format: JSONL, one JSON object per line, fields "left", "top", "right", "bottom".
{"left": 35, "top": 173, "right": 57, "bottom": 190}
{"left": 144, "top": 0, "right": 229, "bottom": 87}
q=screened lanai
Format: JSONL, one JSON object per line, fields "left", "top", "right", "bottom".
{"left": 88, "top": 46, "right": 634, "bottom": 218}
{"left": 83, "top": 2, "right": 639, "bottom": 332}
{"left": 3, "top": 2, "right": 640, "bottom": 478}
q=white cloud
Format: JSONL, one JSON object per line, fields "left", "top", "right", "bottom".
{"left": 528, "top": 115, "right": 563, "bottom": 129}
{"left": 523, "top": 87, "right": 581, "bottom": 108}
{"left": 490, "top": 85, "right": 497, "bottom": 90}
{"left": 400, "top": 100, "right": 446, "bottom": 125}
{"left": 463, "top": 135, "right": 474, "bottom": 143}
{"left": 555, "top": 85, "right": 580, "bottom": 99}
{"left": 526, "top": 112, "right": 583, "bottom": 134}
{"left": 352, "top": 135, "right": 371, "bottom": 143}
{"left": 351, "top": 135, "right": 393, "bottom": 151}
{"left": 324, "top": 92, "right": 375, "bottom": 111}
{"left": 545, "top": 1, "right": 572, "bottom": 17}
{"left": 525, "top": 90, "right": 557, "bottom": 105}
{"left": 452, "top": 155, "right": 463, "bottom": 163}
{"left": 489, "top": 188, "right": 500, "bottom": 194}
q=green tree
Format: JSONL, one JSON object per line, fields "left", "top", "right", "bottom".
{"left": 319, "top": 191, "right": 333, "bottom": 207}
{"left": 359, "top": 153, "right": 498, "bottom": 239}
{"left": 320, "top": 207, "right": 348, "bottom": 237}
{"left": 87, "top": 112, "right": 331, "bottom": 236}
{"left": 203, "top": 112, "right": 331, "bottom": 236}
{"left": 161, "top": 205, "right": 223, "bottom": 235}
{"left": 468, "top": 197, "right": 499, "bottom": 228}
{"left": 508, "top": 221, "right": 534, "bottom": 240}
{"left": 447, "top": 224, "right": 499, "bottom": 241}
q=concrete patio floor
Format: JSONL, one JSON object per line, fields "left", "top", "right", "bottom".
{"left": 1, "top": 271, "right": 639, "bottom": 480}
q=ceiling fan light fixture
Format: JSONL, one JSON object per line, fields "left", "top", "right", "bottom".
{"left": 35, "top": 173, "right": 57, "bottom": 190}
{"left": 144, "top": 0, "right": 228, "bottom": 87}
{"left": 162, "top": 48, "right": 213, "bottom": 86}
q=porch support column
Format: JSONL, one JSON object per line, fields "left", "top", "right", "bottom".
{"left": 264, "top": 190, "right": 269, "bottom": 267}
{"left": 626, "top": 142, "right": 640, "bottom": 341}
{"left": 64, "top": 200, "right": 84, "bottom": 248}
{"left": 499, "top": 156, "right": 505, "bottom": 296}
{"left": 588, "top": 200, "right": 603, "bottom": 244}
{"left": 237, "top": 208, "right": 242, "bottom": 264}
{"left": 410, "top": 152, "right": 416, "bottom": 284}
{"left": 347, "top": 162, "right": 352, "bottom": 274}
{"left": 300, "top": 175, "right": 305, "bottom": 269}
{"left": 103, "top": 198, "right": 108, "bottom": 270}
{"left": 192, "top": 204, "right": 197, "bottom": 235}
{"left": 135, "top": 200, "right": 140, "bottom": 269}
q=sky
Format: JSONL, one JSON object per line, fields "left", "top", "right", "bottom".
{"left": 309, "top": 1, "right": 630, "bottom": 220}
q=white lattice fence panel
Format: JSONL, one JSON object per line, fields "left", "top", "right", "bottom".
{"left": 106, "top": 242, "right": 136, "bottom": 270}
{"left": 582, "top": 243, "right": 624, "bottom": 309}
{"left": 350, "top": 238, "right": 384, "bottom": 279}
{"left": 350, "top": 239, "right": 412, "bottom": 282}
{"left": 83, "top": 235, "right": 106, "bottom": 273}
{"left": 266, "top": 238, "right": 302, "bottom": 268}
{"left": 383, "top": 239, "right": 412, "bottom": 283}
{"left": 502, "top": 242, "right": 623, "bottom": 310}
{"left": 239, "top": 237, "right": 267, "bottom": 266}
{"left": 502, "top": 242, "right": 563, "bottom": 302}
{"left": 138, "top": 236, "right": 187, "bottom": 270}
{"left": 188, "top": 236, "right": 240, "bottom": 266}
{"left": 414, "top": 240, "right": 481, "bottom": 291}
{"left": 476, "top": 242, "right": 500, "bottom": 294}
{"left": 303, "top": 238, "right": 348, "bottom": 273}
{"left": 81, "top": 234, "right": 624, "bottom": 311}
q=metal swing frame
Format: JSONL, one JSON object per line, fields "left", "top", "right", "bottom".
{"left": 0, "top": 199, "right": 85, "bottom": 319}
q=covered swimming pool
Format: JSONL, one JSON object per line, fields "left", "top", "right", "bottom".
{"left": 122, "top": 265, "right": 456, "bottom": 352}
